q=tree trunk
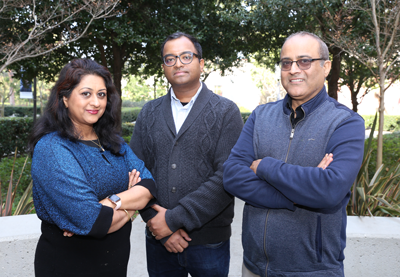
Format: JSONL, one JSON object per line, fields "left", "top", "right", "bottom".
{"left": 349, "top": 83, "right": 359, "bottom": 112}
{"left": 9, "top": 86, "right": 14, "bottom": 106}
{"left": 327, "top": 46, "right": 341, "bottom": 100}
{"left": 376, "top": 82, "right": 385, "bottom": 170}
{"left": 351, "top": 94, "right": 358, "bottom": 112}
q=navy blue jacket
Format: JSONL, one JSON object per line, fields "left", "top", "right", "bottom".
{"left": 223, "top": 87, "right": 365, "bottom": 276}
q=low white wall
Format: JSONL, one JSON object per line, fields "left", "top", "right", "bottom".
{"left": 344, "top": 216, "right": 400, "bottom": 276}
{"left": 1, "top": 214, "right": 400, "bottom": 277}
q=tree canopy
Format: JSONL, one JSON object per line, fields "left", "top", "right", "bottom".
{"left": 45, "top": 0, "right": 254, "bottom": 95}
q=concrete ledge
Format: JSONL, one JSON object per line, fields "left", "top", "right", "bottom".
{"left": 1, "top": 213, "right": 400, "bottom": 277}
{"left": 344, "top": 216, "right": 400, "bottom": 277}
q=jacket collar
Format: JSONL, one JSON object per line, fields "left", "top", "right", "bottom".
{"left": 162, "top": 82, "right": 214, "bottom": 138}
{"left": 283, "top": 86, "right": 328, "bottom": 116}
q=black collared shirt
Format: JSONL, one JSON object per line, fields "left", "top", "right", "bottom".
{"left": 286, "top": 100, "right": 305, "bottom": 127}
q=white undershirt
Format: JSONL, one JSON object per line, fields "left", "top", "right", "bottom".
{"left": 170, "top": 82, "right": 203, "bottom": 133}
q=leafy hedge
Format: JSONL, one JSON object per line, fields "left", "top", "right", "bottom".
{"left": 0, "top": 118, "right": 33, "bottom": 158}
{"left": 363, "top": 115, "right": 400, "bottom": 131}
{"left": 122, "top": 123, "right": 135, "bottom": 137}
{"left": 3, "top": 106, "right": 42, "bottom": 117}
{"left": 2, "top": 109, "right": 399, "bottom": 159}
{"left": 367, "top": 132, "right": 400, "bottom": 178}
{"left": 121, "top": 107, "right": 142, "bottom": 123}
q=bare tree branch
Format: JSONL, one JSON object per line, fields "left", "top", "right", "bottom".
{"left": 0, "top": 0, "right": 119, "bottom": 72}
{"left": 321, "top": 0, "right": 400, "bottom": 168}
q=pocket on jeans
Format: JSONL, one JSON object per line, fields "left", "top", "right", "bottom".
{"left": 204, "top": 241, "right": 225, "bottom": 249}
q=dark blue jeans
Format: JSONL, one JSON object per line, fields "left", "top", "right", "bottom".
{"left": 145, "top": 231, "right": 230, "bottom": 277}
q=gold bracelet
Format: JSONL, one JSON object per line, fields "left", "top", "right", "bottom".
{"left": 123, "top": 209, "right": 131, "bottom": 223}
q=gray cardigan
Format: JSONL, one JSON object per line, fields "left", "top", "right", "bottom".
{"left": 130, "top": 83, "right": 243, "bottom": 245}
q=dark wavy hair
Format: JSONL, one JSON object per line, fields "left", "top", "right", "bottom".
{"left": 28, "top": 58, "right": 123, "bottom": 155}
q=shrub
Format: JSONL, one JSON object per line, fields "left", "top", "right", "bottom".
{"left": 0, "top": 117, "right": 33, "bottom": 158}
{"left": 122, "top": 136, "right": 131, "bottom": 144}
{"left": 0, "top": 155, "right": 32, "bottom": 200}
{"left": 4, "top": 106, "right": 42, "bottom": 117}
{"left": 0, "top": 154, "right": 34, "bottom": 216}
{"left": 362, "top": 115, "right": 400, "bottom": 131}
{"left": 121, "top": 107, "right": 142, "bottom": 123}
{"left": 242, "top": 112, "right": 251, "bottom": 123}
{"left": 348, "top": 115, "right": 400, "bottom": 217}
{"left": 121, "top": 100, "right": 149, "bottom": 108}
{"left": 367, "top": 132, "right": 400, "bottom": 179}
{"left": 122, "top": 123, "right": 135, "bottom": 137}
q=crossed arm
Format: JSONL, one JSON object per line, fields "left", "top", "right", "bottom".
{"left": 134, "top": 103, "right": 244, "bottom": 253}
{"left": 223, "top": 111, "right": 365, "bottom": 210}
{"left": 64, "top": 169, "right": 153, "bottom": 236}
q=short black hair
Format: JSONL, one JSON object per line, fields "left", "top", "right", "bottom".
{"left": 29, "top": 58, "right": 124, "bottom": 155}
{"left": 160, "top": 32, "right": 202, "bottom": 60}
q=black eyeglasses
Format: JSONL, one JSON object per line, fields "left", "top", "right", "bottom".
{"left": 278, "top": 58, "right": 325, "bottom": 71}
{"left": 163, "top": 51, "right": 200, "bottom": 67}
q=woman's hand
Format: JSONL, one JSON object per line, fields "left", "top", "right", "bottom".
{"left": 63, "top": 229, "right": 74, "bottom": 237}
{"left": 99, "top": 169, "right": 142, "bottom": 208}
{"left": 128, "top": 169, "right": 141, "bottom": 189}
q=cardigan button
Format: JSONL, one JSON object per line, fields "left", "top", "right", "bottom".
{"left": 175, "top": 141, "right": 178, "bottom": 146}
{"left": 171, "top": 164, "right": 177, "bottom": 169}
{"left": 171, "top": 187, "right": 176, "bottom": 193}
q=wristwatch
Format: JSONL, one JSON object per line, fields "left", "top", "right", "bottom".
{"left": 107, "top": 194, "right": 121, "bottom": 210}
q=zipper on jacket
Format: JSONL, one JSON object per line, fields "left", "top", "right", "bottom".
{"left": 264, "top": 210, "right": 270, "bottom": 277}
{"left": 284, "top": 107, "right": 305, "bottom": 163}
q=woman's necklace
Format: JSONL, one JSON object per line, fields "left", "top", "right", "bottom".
{"left": 91, "top": 132, "right": 105, "bottom": 152}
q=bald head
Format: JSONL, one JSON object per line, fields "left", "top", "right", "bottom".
{"left": 282, "top": 32, "right": 330, "bottom": 65}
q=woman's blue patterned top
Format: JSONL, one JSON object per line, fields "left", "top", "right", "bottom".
{"left": 31, "top": 132, "right": 153, "bottom": 236}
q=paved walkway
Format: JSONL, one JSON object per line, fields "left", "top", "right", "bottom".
{"left": 128, "top": 199, "right": 245, "bottom": 277}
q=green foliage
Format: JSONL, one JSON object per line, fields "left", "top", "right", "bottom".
{"left": 46, "top": 0, "right": 253, "bottom": 96}
{"left": 238, "top": 106, "right": 251, "bottom": 113}
{"left": 367, "top": 133, "right": 400, "bottom": 179}
{"left": 3, "top": 106, "right": 42, "bottom": 117}
{"left": 122, "top": 75, "right": 167, "bottom": 101}
{"left": 122, "top": 135, "right": 131, "bottom": 144}
{"left": 242, "top": 112, "right": 251, "bottom": 124}
{"left": 0, "top": 153, "right": 34, "bottom": 216}
{"left": 348, "top": 114, "right": 400, "bottom": 217}
{"left": 121, "top": 107, "right": 142, "bottom": 123}
{"left": 121, "top": 100, "right": 148, "bottom": 108}
{"left": 0, "top": 117, "right": 33, "bottom": 157}
{"left": 121, "top": 123, "right": 135, "bottom": 138}
{"left": 363, "top": 115, "right": 400, "bottom": 132}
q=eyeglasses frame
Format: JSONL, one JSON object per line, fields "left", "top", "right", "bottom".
{"left": 278, "top": 58, "right": 326, "bottom": 71}
{"left": 162, "top": 51, "right": 200, "bottom": 67}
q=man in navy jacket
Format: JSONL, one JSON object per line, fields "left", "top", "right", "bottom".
{"left": 223, "top": 32, "right": 365, "bottom": 277}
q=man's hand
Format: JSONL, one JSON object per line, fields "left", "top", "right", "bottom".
{"left": 147, "top": 204, "right": 173, "bottom": 239}
{"left": 164, "top": 229, "right": 192, "bottom": 253}
{"left": 318, "top": 153, "right": 333, "bottom": 170}
{"left": 250, "top": 159, "right": 262, "bottom": 174}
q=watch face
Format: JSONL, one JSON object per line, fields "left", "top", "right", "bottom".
{"left": 108, "top": 194, "right": 120, "bottom": 202}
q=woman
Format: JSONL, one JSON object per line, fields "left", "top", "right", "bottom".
{"left": 29, "top": 59, "right": 156, "bottom": 276}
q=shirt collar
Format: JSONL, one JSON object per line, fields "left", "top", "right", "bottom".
{"left": 170, "top": 82, "right": 203, "bottom": 104}
{"left": 283, "top": 85, "right": 328, "bottom": 116}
